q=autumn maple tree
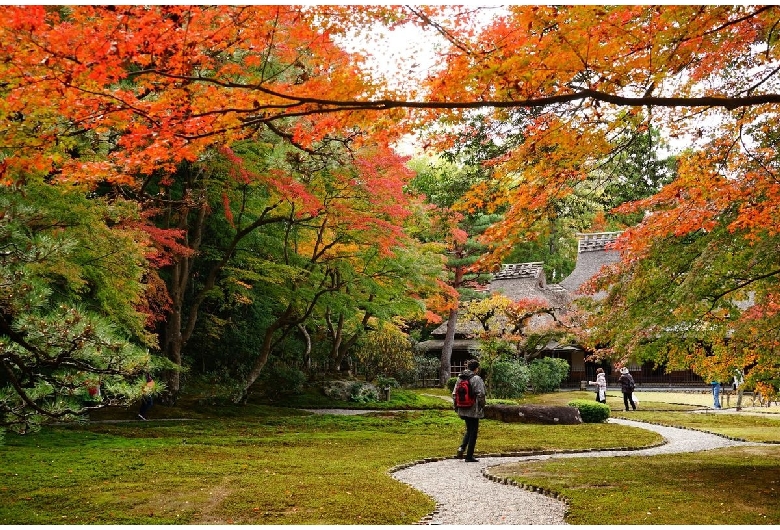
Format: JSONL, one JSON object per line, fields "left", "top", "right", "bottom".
{"left": 0, "top": 5, "right": 435, "bottom": 412}
{"left": 411, "top": 5, "right": 780, "bottom": 389}
{"left": 3, "top": 4, "right": 780, "bottom": 420}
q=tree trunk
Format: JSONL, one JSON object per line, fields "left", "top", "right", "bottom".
{"left": 329, "top": 305, "right": 372, "bottom": 376}
{"left": 327, "top": 311, "right": 345, "bottom": 373}
{"left": 298, "top": 324, "right": 311, "bottom": 371}
{"left": 160, "top": 247, "right": 192, "bottom": 403}
{"left": 439, "top": 307, "right": 458, "bottom": 385}
{"left": 239, "top": 321, "right": 281, "bottom": 402}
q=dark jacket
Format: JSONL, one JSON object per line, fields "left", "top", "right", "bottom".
{"left": 451, "top": 369, "right": 486, "bottom": 419}
{"left": 619, "top": 372, "right": 635, "bottom": 393}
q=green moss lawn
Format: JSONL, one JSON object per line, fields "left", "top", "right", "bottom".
{"left": 1, "top": 387, "right": 778, "bottom": 524}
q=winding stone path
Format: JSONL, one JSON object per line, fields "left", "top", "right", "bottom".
{"left": 391, "top": 418, "right": 761, "bottom": 525}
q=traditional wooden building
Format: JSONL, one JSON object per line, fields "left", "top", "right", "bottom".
{"left": 416, "top": 232, "right": 705, "bottom": 387}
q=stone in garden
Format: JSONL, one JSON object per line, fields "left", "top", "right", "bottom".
{"left": 484, "top": 404, "right": 582, "bottom": 425}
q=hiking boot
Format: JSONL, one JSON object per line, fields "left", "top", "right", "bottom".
{"left": 464, "top": 457, "right": 479, "bottom": 463}
{"left": 456, "top": 447, "right": 464, "bottom": 459}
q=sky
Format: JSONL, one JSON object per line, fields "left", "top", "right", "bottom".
{"left": 335, "top": 6, "right": 728, "bottom": 159}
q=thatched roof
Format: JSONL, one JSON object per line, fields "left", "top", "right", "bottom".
{"left": 415, "top": 338, "right": 481, "bottom": 354}
{"left": 427, "top": 232, "right": 623, "bottom": 342}
{"left": 558, "top": 232, "right": 621, "bottom": 298}
{"left": 428, "top": 318, "right": 485, "bottom": 339}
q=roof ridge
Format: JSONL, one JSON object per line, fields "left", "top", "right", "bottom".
{"left": 575, "top": 231, "right": 622, "bottom": 253}
{"left": 492, "top": 262, "right": 544, "bottom": 280}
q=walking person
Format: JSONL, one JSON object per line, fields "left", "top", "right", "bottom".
{"left": 589, "top": 367, "right": 607, "bottom": 403}
{"left": 618, "top": 367, "right": 636, "bottom": 411}
{"left": 138, "top": 372, "right": 155, "bottom": 420}
{"left": 733, "top": 369, "right": 745, "bottom": 411}
{"left": 711, "top": 379, "right": 722, "bottom": 409}
{"left": 452, "top": 359, "right": 486, "bottom": 463}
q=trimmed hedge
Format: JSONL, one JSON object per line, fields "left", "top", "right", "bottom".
{"left": 568, "top": 399, "right": 610, "bottom": 423}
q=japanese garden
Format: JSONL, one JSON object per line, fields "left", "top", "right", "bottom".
{"left": 1, "top": 5, "right": 779, "bottom": 525}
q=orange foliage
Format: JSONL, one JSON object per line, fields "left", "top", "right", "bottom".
{"left": 4, "top": 5, "right": 780, "bottom": 383}
{"left": 0, "top": 5, "right": 412, "bottom": 188}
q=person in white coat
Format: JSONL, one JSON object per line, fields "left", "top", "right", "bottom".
{"left": 589, "top": 367, "right": 607, "bottom": 404}
{"left": 733, "top": 368, "right": 745, "bottom": 411}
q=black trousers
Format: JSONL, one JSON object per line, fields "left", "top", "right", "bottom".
{"left": 460, "top": 416, "right": 480, "bottom": 457}
{"left": 139, "top": 396, "right": 154, "bottom": 416}
{"left": 622, "top": 391, "right": 636, "bottom": 411}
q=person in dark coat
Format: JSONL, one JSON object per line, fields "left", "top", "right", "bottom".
{"left": 618, "top": 367, "right": 636, "bottom": 411}
{"left": 452, "top": 359, "right": 486, "bottom": 462}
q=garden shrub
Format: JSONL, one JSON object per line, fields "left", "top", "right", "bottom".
{"left": 375, "top": 375, "right": 400, "bottom": 389}
{"left": 353, "top": 322, "right": 416, "bottom": 382}
{"left": 488, "top": 360, "right": 530, "bottom": 398}
{"left": 348, "top": 381, "right": 380, "bottom": 403}
{"left": 528, "top": 357, "right": 570, "bottom": 393}
{"left": 568, "top": 399, "right": 610, "bottom": 423}
{"left": 387, "top": 355, "right": 438, "bottom": 386}
{"left": 447, "top": 376, "right": 457, "bottom": 392}
{"left": 257, "top": 363, "right": 306, "bottom": 399}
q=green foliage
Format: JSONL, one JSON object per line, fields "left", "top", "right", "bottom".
{"left": 446, "top": 376, "right": 458, "bottom": 392}
{"left": 502, "top": 223, "right": 579, "bottom": 283}
{"left": 475, "top": 336, "right": 516, "bottom": 395}
{"left": 353, "top": 322, "right": 416, "bottom": 382}
{"left": 567, "top": 399, "right": 610, "bottom": 423}
{"left": 479, "top": 338, "right": 515, "bottom": 359}
{"left": 447, "top": 359, "right": 530, "bottom": 398}
{"left": 598, "top": 122, "right": 677, "bottom": 224}
{"left": 0, "top": 183, "right": 157, "bottom": 432}
{"left": 256, "top": 363, "right": 307, "bottom": 399}
{"left": 375, "top": 375, "right": 399, "bottom": 389}
{"left": 393, "top": 354, "right": 438, "bottom": 386}
{"left": 528, "top": 357, "right": 570, "bottom": 393}
{"left": 488, "top": 360, "right": 530, "bottom": 399}
{"left": 348, "top": 382, "right": 380, "bottom": 403}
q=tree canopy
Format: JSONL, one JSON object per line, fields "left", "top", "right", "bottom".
{"left": 2, "top": 5, "right": 780, "bottom": 422}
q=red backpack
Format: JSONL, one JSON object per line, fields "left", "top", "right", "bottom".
{"left": 454, "top": 375, "right": 475, "bottom": 408}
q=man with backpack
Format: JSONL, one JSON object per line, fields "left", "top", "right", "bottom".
{"left": 452, "top": 359, "right": 486, "bottom": 462}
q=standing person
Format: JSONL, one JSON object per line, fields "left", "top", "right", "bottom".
{"left": 618, "top": 367, "right": 636, "bottom": 411}
{"left": 733, "top": 369, "right": 745, "bottom": 411}
{"left": 589, "top": 367, "right": 607, "bottom": 404}
{"left": 138, "top": 372, "right": 155, "bottom": 420}
{"left": 452, "top": 359, "right": 486, "bottom": 463}
{"left": 711, "top": 379, "right": 722, "bottom": 409}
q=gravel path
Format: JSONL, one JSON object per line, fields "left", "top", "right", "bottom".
{"left": 391, "top": 418, "right": 760, "bottom": 525}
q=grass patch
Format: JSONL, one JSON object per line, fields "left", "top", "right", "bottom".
{"left": 270, "top": 386, "right": 452, "bottom": 410}
{"left": 611, "top": 410, "right": 780, "bottom": 443}
{"left": 492, "top": 445, "right": 780, "bottom": 525}
{"left": 1, "top": 401, "right": 658, "bottom": 524}
{"left": 521, "top": 390, "right": 700, "bottom": 411}
{"left": 3, "top": 386, "right": 779, "bottom": 525}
